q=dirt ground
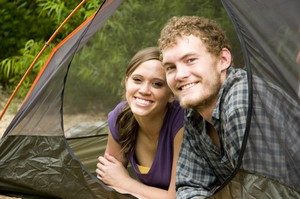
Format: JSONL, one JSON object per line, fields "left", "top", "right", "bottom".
{"left": 0, "top": 90, "right": 104, "bottom": 137}
{"left": 0, "top": 111, "right": 14, "bottom": 137}
{"left": 0, "top": 90, "right": 17, "bottom": 137}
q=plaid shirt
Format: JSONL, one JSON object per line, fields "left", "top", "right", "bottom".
{"left": 176, "top": 67, "right": 300, "bottom": 198}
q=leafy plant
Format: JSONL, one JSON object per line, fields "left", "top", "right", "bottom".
{"left": 0, "top": 0, "right": 102, "bottom": 97}
{"left": 0, "top": 40, "right": 54, "bottom": 97}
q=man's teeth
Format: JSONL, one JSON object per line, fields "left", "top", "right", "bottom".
{"left": 181, "top": 83, "right": 196, "bottom": 90}
{"left": 136, "top": 98, "right": 151, "bottom": 105}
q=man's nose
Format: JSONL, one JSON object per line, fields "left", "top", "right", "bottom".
{"left": 175, "top": 64, "right": 190, "bottom": 80}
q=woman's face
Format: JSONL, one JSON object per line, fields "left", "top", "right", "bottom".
{"left": 125, "top": 59, "right": 172, "bottom": 118}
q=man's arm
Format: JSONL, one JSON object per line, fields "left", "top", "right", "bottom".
{"left": 176, "top": 129, "right": 217, "bottom": 198}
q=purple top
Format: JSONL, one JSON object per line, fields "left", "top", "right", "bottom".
{"left": 107, "top": 101, "right": 184, "bottom": 189}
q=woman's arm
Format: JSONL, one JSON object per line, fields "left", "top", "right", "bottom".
{"left": 96, "top": 128, "right": 184, "bottom": 199}
{"left": 104, "top": 133, "right": 127, "bottom": 166}
{"left": 167, "top": 127, "right": 184, "bottom": 198}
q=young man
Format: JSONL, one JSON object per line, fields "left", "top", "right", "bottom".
{"left": 158, "top": 16, "right": 300, "bottom": 198}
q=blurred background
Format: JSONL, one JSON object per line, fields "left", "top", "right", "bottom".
{"left": 0, "top": 0, "right": 242, "bottom": 136}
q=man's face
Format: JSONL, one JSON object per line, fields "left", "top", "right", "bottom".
{"left": 161, "top": 35, "right": 225, "bottom": 109}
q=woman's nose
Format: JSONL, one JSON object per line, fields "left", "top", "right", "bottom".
{"left": 139, "top": 83, "right": 151, "bottom": 94}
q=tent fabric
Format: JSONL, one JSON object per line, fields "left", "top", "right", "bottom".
{"left": 66, "top": 124, "right": 109, "bottom": 172}
{"left": 222, "top": 0, "right": 300, "bottom": 99}
{"left": 2, "top": 0, "right": 123, "bottom": 137}
{"left": 0, "top": 135, "right": 104, "bottom": 198}
{"left": 0, "top": 124, "right": 134, "bottom": 198}
{"left": 0, "top": 0, "right": 135, "bottom": 198}
{"left": 219, "top": 0, "right": 300, "bottom": 194}
{"left": 0, "top": 0, "right": 299, "bottom": 198}
{"left": 209, "top": 170, "right": 300, "bottom": 199}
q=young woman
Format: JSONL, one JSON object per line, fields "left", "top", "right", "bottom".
{"left": 96, "top": 47, "right": 184, "bottom": 199}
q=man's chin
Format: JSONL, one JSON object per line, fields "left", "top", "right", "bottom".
{"left": 179, "top": 97, "right": 197, "bottom": 109}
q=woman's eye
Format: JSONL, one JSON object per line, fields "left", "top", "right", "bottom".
{"left": 152, "top": 82, "right": 163, "bottom": 88}
{"left": 166, "top": 65, "right": 175, "bottom": 72}
{"left": 132, "top": 78, "right": 141, "bottom": 83}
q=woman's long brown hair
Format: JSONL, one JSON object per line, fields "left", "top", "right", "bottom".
{"left": 117, "top": 47, "right": 161, "bottom": 158}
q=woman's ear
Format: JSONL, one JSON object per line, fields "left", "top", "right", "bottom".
{"left": 218, "top": 48, "right": 232, "bottom": 72}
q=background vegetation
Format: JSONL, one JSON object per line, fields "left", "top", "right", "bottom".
{"left": 0, "top": 0, "right": 243, "bottom": 113}
{"left": 0, "top": 0, "right": 102, "bottom": 96}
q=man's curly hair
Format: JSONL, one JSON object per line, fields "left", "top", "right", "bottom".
{"left": 158, "top": 16, "right": 231, "bottom": 57}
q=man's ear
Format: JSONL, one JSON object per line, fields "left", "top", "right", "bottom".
{"left": 218, "top": 48, "right": 232, "bottom": 72}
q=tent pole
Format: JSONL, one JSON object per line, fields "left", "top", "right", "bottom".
{"left": 0, "top": 0, "right": 88, "bottom": 121}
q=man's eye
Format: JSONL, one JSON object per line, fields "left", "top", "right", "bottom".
{"left": 187, "top": 58, "right": 196, "bottom": 63}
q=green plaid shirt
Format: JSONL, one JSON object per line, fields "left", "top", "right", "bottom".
{"left": 176, "top": 67, "right": 300, "bottom": 198}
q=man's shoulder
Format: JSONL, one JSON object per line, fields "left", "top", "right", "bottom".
{"left": 226, "top": 67, "right": 247, "bottom": 85}
{"left": 216, "top": 67, "right": 249, "bottom": 117}
{"left": 221, "top": 67, "right": 248, "bottom": 101}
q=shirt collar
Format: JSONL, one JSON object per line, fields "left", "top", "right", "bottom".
{"left": 212, "top": 67, "right": 235, "bottom": 122}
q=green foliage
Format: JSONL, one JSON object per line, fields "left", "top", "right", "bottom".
{"left": 0, "top": 40, "right": 54, "bottom": 96}
{"left": 36, "top": 0, "right": 102, "bottom": 39}
{"left": 0, "top": 1, "right": 56, "bottom": 59}
{"left": 0, "top": 0, "right": 102, "bottom": 97}
{"left": 37, "top": 0, "right": 68, "bottom": 24}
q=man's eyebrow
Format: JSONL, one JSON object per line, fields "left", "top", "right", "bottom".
{"left": 162, "top": 53, "right": 196, "bottom": 66}
{"left": 182, "top": 53, "right": 196, "bottom": 59}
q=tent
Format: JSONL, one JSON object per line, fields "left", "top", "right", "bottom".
{"left": 0, "top": 0, "right": 299, "bottom": 198}
{"left": 0, "top": 1, "right": 133, "bottom": 198}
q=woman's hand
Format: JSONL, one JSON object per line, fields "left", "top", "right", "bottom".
{"left": 96, "top": 153, "right": 130, "bottom": 191}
